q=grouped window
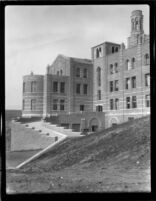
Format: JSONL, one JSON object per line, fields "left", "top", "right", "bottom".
{"left": 97, "top": 67, "right": 101, "bottom": 86}
{"left": 109, "top": 63, "right": 119, "bottom": 74}
{"left": 109, "top": 80, "right": 119, "bottom": 92}
{"left": 125, "top": 76, "right": 136, "bottom": 89}
{"left": 125, "top": 57, "right": 136, "bottom": 70}
{"left": 112, "top": 46, "right": 119, "bottom": 53}
{"left": 96, "top": 47, "right": 102, "bottom": 58}
{"left": 126, "top": 96, "right": 137, "bottom": 109}
{"left": 145, "top": 73, "right": 150, "bottom": 87}
{"left": 76, "top": 68, "right": 88, "bottom": 78}
{"left": 144, "top": 54, "right": 150, "bottom": 65}
{"left": 31, "top": 81, "right": 37, "bottom": 92}
{"left": 97, "top": 90, "right": 101, "bottom": 100}
{"left": 96, "top": 105, "right": 103, "bottom": 112}
{"left": 52, "top": 99, "right": 65, "bottom": 111}
{"left": 31, "top": 99, "right": 36, "bottom": 111}
{"left": 110, "top": 98, "right": 119, "bottom": 110}
{"left": 76, "top": 83, "right": 88, "bottom": 95}
{"left": 145, "top": 94, "right": 150, "bottom": 107}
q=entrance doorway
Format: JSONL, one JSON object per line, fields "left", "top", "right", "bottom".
{"left": 89, "top": 118, "right": 99, "bottom": 132}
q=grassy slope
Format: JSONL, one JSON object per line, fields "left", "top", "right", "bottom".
{"left": 7, "top": 116, "right": 150, "bottom": 192}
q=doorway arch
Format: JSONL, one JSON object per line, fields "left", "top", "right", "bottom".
{"left": 89, "top": 117, "right": 100, "bottom": 132}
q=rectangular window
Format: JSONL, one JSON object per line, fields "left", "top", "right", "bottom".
{"left": 23, "top": 99, "right": 25, "bottom": 110}
{"left": 83, "top": 84, "right": 88, "bottom": 95}
{"left": 115, "top": 63, "right": 118, "bottom": 73}
{"left": 76, "top": 84, "right": 81, "bottom": 94}
{"left": 145, "top": 73, "right": 150, "bottom": 87}
{"left": 80, "top": 105, "right": 84, "bottom": 111}
{"left": 31, "top": 99, "right": 36, "bottom": 111}
{"left": 125, "top": 78, "right": 130, "bottom": 89}
{"left": 115, "top": 80, "right": 119, "bottom": 91}
{"left": 131, "top": 76, "right": 136, "bottom": 88}
{"left": 145, "top": 94, "right": 150, "bottom": 107}
{"left": 60, "top": 99, "right": 65, "bottom": 111}
{"left": 83, "top": 69, "right": 88, "bottom": 78}
{"left": 23, "top": 82, "right": 25, "bottom": 93}
{"left": 132, "top": 96, "right": 137, "bottom": 108}
{"left": 97, "top": 90, "right": 101, "bottom": 100}
{"left": 60, "top": 82, "right": 65, "bottom": 93}
{"left": 115, "top": 98, "right": 119, "bottom": 110}
{"left": 110, "top": 64, "right": 114, "bottom": 74}
{"left": 31, "top": 81, "right": 36, "bottom": 92}
{"left": 126, "top": 97, "right": 131, "bottom": 109}
{"left": 110, "top": 99, "right": 114, "bottom": 110}
{"left": 110, "top": 81, "right": 113, "bottom": 92}
{"left": 53, "top": 99, "right": 58, "bottom": 110}
{"left": 53, "top": 82, "right": 58, "bottom": 92}
{"left": 76, "top": 68, "right": 80, "bottom": 77}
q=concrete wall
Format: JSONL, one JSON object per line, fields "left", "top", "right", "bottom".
{"left": 11, "top": 122, "right": 55, "bottom": 151}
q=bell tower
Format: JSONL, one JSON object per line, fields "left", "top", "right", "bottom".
{"left": 128, "top": 10, "right": 145, "bottom": 48}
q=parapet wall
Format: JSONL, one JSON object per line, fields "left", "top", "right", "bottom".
{"left": 11, "top": 121, "right": 55, "bottom": 151}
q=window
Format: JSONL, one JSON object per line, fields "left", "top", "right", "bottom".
{"left": 31, "top": 81, "right": 36, "bottom": 92}
{"left": 57, "top": 71, "right": 59, "bottom": 75}
{"left": 97, "top": 67, "right": 101, "bottom": 86}
{"left": 60, "top": 69, "right": 63, "bottom": 75}
{"left": 125, "top": 78, "right": 131, "bottom": 89}
{"left": 115, "top": 63, "right": 118, "bottom": 73}
{"left": 53, "top": 99, "right": 58, "bottom": 110}
{"left": 126, "top": 97, "right": 131, "bottom": 109}
{"left": 131, "top": 58, "right": 135, "bottom": 69}
{"left": 76, "top": 84, "right": 81, "bottom": 94}
{"left": 112, "top": 46, "right": 114, "bottom": 53}
{"left": 23, "top": 99, "right": 25, "bottom": 110}
{"left": 97, "top": 90, "right": 101, "bottom": 100}
{"left": 80, "top": 105, "right": 84, "bottom": 111}
{"left": 115, "top": 47, "right": 118, "bottom": 52}
{"left": 110, "top": 81, "right": 113, "bottom": 92}
{"left": 76, "top": 68, "right": 80, "bottom": 77}
{"left": 110, "top": 64, "right": 114, "bottom": 74}
{"left": 145, "top": 73, "right": 150, "bottom": 87}
{"left": 83, "top": 84, "right": 88, "bottom": 95}
{"left": 83, "top": 69, "right": 88, "bottom": 78}
{"left": 60, "top": 100, "right": 65, "bottom": 111}
{"left": 31, "top": 99, "right": 36, "bottom": 111}
{"left": 53, "top": 82, "right": 58, "bottom": 92}
{"left": 126, "top": 59, "right": 131, "bottom": 70}
{"left": 110, "top": 99, "right": 114, "bottom": 110}
{"left": 145, "top": 94, "right": 150, "bottom": 107}
{"left": 23, "top": 82, "right": 26, "bottom": 93}
{"left": 132, "top": 96, "right": 137, "bottom": 108}
{"left": 115, "top": 80, "right": 119, "bottom": 91}
{"left": 60, "top": 82, "right": 65, "bottom": 93}
{"left": 131, "top": 76, "right": 136, "bottom": 88}
{"left": 96, "top": 105, "right": 103, "bottom": 112}
{"left": 96, "top": 47, "right": 102, "bottom": 58}
{"left": 144, "top": 54, "right": 149, "bottom": 65}
{"left": 115, "top": 98, "right": 119, "bottom": 110}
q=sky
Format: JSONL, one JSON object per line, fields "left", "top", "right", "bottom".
{"left": 5, "top": 5, "right": 149, "bottom": 109}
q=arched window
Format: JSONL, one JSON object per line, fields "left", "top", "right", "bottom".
{"left": 76, "top": 68, "right": 80, "bottom": 77}
{"left": 131, "top": 58, "right": 135, "bottom": 69}
{"left": 112, "top": 46, "right": 114, "bottom": 53}
{"left": 110, "top": 64, "right": 113, "bottom": 74}
{"left": 144, "top": 54, "right": 150, "bottom": 65}
{"left": 60, "top": 69, "right": 63, "bottom": 76}
{"left": 126, "top": 59, "right": 131, "bottom": 70}
{"left": 31, "top": 99, "right": 36, "bottom": 111}
{"left": 132, "top": 19, "right": 135, "bottom": 31}
{"left": 97, "top": 67, "right": 101, "bottom": 86}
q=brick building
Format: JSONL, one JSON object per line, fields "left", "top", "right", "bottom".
{"left": 22, "top": 10, "right": 150, "bottom": 132}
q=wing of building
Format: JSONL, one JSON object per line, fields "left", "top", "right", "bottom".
{"left": 22, "top": 10, "right": 150, "bottom": 131}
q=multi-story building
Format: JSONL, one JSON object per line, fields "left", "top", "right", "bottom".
{"left": 92, "top": 10, "right": 150, "bottom": 128}
{"left": 22, "top": 10, "right": 150, "bottom": 132}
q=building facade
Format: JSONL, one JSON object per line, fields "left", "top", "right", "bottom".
{"left": 22, "top": 10, "right": 150, "bottom": 131}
